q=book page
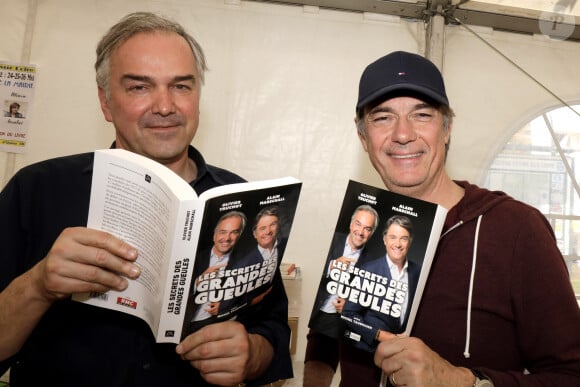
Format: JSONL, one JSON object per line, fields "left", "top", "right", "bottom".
{"left": 74, "top": 149, "right": 197, "bottom": 340}
{"left": 101, "top": 171, "right": 171, "bottom": 296}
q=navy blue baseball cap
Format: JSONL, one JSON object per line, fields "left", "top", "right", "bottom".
{"left": 356, "top": 51, "right": 449, "bottom": 115}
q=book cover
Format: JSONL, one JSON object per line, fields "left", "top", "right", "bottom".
{"left": 180, "top": 179, "right": 302, "bottom": 337}
{"left": 74, "top": 149, "right": 302, "bottom": 343}
{"left": 308, "top": 180, "right": 447, "bottom": 352}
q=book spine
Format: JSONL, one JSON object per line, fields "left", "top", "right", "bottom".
{"left": 403, "top": 205, "right": 447, "bottom": 335}
{"left": 157, "top": 199, "right": 200, "bottom": 343}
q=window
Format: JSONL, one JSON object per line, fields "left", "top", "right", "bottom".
{"left": 484, "top": 104, "right": 580, "bottom": 298}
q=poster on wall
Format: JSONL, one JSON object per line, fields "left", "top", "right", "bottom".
{"left": 0, "top": 62, "right": 37, "bottom": 153}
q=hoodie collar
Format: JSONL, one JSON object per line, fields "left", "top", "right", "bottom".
{"left": 443, "top": 180, "right": 511, "bottom": 233}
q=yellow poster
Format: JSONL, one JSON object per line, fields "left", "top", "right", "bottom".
{"left": 0, "top": 62, "right": 37, "bottom": 153}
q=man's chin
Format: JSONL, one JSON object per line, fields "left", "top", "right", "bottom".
{"left": 143, "top": 148, "right": 186, "bottom": 165}
{"left": 352, "top": 238, "right": 365, "bottom": 247}
{"left": 383, "top": 174, "right": 427, "bottom": 191}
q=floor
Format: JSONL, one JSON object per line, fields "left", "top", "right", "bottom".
{"left": 0, "top": 362, "right": 341, "bottom": 387}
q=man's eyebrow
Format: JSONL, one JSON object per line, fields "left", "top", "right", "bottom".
{"left": 120, "top": 74, "right": 196, "bottom": 83}
{"left": 414, "top": 102, "right": 434, "bottom": 110}
{"left": 368, "top": 106, "right": 395, "bottom": 114}
{"left": 121, "top": 74, "right": 153, "bottom": 83}
{"left": 173, "top": 74, "right": 196, "bottom": 83}
{"left": 369, "top": 102, "right": 434, "bottom": 114}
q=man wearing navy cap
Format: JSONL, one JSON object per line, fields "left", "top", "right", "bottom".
{"left": 304, "top": 51, "right": 580, "bottom": 386}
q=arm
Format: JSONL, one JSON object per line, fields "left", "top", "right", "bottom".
{"left": 374, "top": 207, "right": 580, "bottom": 386}
{"left": 195, "top": 262, "right": 227, "bottom": 286}
{"left": 484, "top": 209, "right": 580, "bottom": 385}
{"left": 0, "top": 227, "right": 140, "bottom": 360}
{"left": 303, "top": 360, "right": 335, "bottom": 387}
{"left": 333, "top": 297, "right": 345, "bottom": 313}
{"left": 304, "top": 329, "right": 340, "bottom": 387}
{"left": 331, "top": 256, "right": 357, "bottom": 269}
{"left": 0, "top": 268, "right": 52, "bottom": 360}
{"left": 240, "top": 269, "right": 292, "bottom": 384}
{"left": 0, "top": 159, "right": 142, "bottom": 362}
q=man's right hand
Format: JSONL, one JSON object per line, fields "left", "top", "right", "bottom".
{"left": 0, "top": 226, "right": 139, "bottom": 360}
{"left": 329, "top": 256, "right": 356, "bottom": 271}
{"left": 196, "top": 263, "right": 227, "bottom": 286}
{"left": 333, "top": 297, "right": 345, "bottom": 313}
{"left": 32, "top": 226, "right": 140, "bottom": 302}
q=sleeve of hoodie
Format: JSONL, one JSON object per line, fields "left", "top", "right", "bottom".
{"left": 481, "top": 206, "right": 580, "bottom": 385}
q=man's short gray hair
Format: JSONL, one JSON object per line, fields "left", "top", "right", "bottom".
{"left": 351, "top": 204, "right": 379, "bottom": 235}
{"left": 95, "top": 12, "right": 207, "bottom": 99}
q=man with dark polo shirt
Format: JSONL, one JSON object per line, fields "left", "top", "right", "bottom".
{"left": 0, "top": 12, "right": 291, "bottom": 387}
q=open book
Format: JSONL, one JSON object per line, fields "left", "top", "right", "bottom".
{"left": 308, "top": 180, "right": 446, "bottom": 376}
{"left": 73, "top": 148, "right": 302, "bottom": 343}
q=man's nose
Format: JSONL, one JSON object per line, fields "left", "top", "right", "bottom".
{"left": 391, "top": 116, "right": 418, "bottom": 144}
{"left": 151, "top": 88, "right": 176, "bottom": 116}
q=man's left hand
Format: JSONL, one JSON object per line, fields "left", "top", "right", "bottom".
{"left": 374, "top": 334, "right": 475, "bottom": 386}
{"left": 176, "top": 320, "right": 273, "bottom": 386}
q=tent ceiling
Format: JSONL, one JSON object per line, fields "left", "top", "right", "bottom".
{"left": 251, "top": 0, "right": 580, "bottom": 41}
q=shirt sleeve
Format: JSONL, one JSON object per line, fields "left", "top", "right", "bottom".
{"left": 483, "top": 207, "right": 580, "bottom": 385}
{"left": 236, "top": 269, "right": 293, "bottom": 385}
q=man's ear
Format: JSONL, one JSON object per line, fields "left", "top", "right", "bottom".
{"left": 355, "top": 117, "right": 369, "bottom": 152}
{"left": 98, "top": 87, "right": 113, "bottom": 123}
{"left": 444, "top": 121, "right": 453, "bottom": 145}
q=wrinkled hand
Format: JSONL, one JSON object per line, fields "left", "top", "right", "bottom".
{"left": 374, "top": 333, "right": 474, "bottom": 386}
{"left": 202, "top": 263, "right": 227, "bottom": 277}
{"left": 330, "top": 256, "right": 356, "bottom": 271}
{"left": 196, "top": 263, "right": 227, "bottom": 286}
{"left": 250, "top": 286, "right": 272, "bottom": 306}
{"left": 206, "top": 302, "right": 220, "bottom": 316}
{"left": 333, "top": 297, "right": 345, "bottom": 313}
{"left": 176, "top": 321, "right": 253, "bottom": 386}
{"left": 33, "top": 227, "right": 140, "bottom": 302}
